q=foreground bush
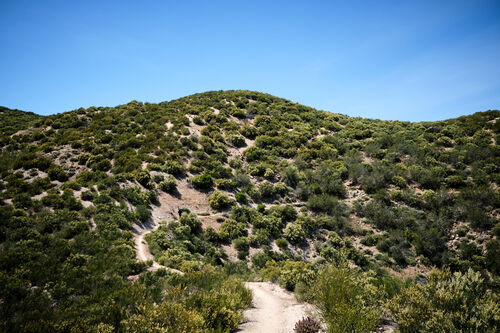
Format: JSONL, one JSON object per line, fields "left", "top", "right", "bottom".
{"left": 312, "top": 265, "right": 380, "bottom": 333}
{"left": 124, "top": 302, "right": 205, "bottom": 333}
{"left": 386, "top": 268, "right": 500, "bottom": 332}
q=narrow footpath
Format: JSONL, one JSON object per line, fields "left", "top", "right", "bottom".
{"left": 238, "top": 282, "right": 313, "bottom": 333}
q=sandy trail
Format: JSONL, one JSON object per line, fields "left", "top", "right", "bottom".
{"left": 132, "top": 219, "right": 166, "bottom": 271}
{"left": 238, "top": 282, "right": 313, "bottom": 333}
{"left": 132, "top": 212, "right": 182, "bottom": 273}
{"left": 132, "top": 179, "right": 210, "bottom": 274}
{"left": 131, "top": 193, "right": 180, "bottom": 273}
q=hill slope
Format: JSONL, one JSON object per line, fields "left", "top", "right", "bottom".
{"left": 1, "top": 90, "right": 499, "bottom": 331}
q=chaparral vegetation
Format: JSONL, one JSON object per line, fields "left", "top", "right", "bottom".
{"left": 0, "top": 90, "right": 499, "bottom": 332}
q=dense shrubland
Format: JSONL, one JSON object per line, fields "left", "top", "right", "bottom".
{"left": 0, "top": 91, "right": 499, "bottom": 331}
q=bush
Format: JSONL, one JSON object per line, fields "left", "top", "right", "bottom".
{"left": 124, "top": 302, "right": 204, "bottom": 333}
{"left": 312, "top": 265, "right": 381, "bottom": 333}
{"left": 275, "top": 238, "right": 288, "bottom": 249}
{"left": 215, "top": 178, "right": 237, "bottom": 190}
{"left": 391, "top": 175, "right": 407, "bottom": 188}
{"left": 47, "top": 165, "right": 68, "bottom": 181}
{"left": 190, "top": 173, "right": 213, "bottom": 190}
{"left": 283, "top": 223, "right": 307, "bottom": 245}
{"left": 209, "top": 191, "right": 233, "bottom": 211}
{"left": 159, "top": 176, "right": 177, "bottom": 193}
{"left": 227, "top": 134, "right": 246, "bottom": 147}
{"left": 135, "top": 204, "right": 151, "bottom": 222}
{"left": 80, "top": 190, "right": 94, "bottom": 201}
{"left": 135, "top": 170, "right": 152, "bottom": 187}
{"left": 233, "top": 237, "right": 249, "bottom": 252}
{"left": 220, "top": 219, "right": 247, "bottom": 240}
{"left": 386, "top": 268, "right": 499, "bottom": 332}
{"left": 235, "top": 192, "right": 247, "bottom": 204}
{"left": 294, "top": 316, "right": 321, "bottom": 333}
{"left": 258, "top": 181, "right": 275, "bottom": 200}
{"left": 179, "top": 213, "right": 202, "bottom": 234}
{"left": 164, "top": 160, "right": 185, "bottom": 176}
{"left": 279, "top": 261, "right": 315, "bottom": 291}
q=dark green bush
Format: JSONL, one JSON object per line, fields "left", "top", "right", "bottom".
{"left": 179, "top": 212, "right": 202, "bottom": 234}
{"left": 135, "top": 204, "right": 151, "bottom": 222}
{"left": 159, "top": 176, "right": 177, "bottom": 193}
{"left": 190, "top": 173, "right": 214, "bottom": 190}
{"left": 235, "top": 192, "right": 247, "bottom": 204}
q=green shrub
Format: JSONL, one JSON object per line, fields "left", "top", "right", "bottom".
{"left": 266, "top": 260, "right": 315, "bottom": 291}
{"left": 220, "top": 219, "right": 247, "bottom": 240}
{"left": 209, "top": 191, "right": 234, "bottom": 211}
{"left": 233, "top": 237, "right": 249, "bottom": 252}
{"left": 258, "top": 181, "right": 275, "bottom": 200}
{"left": 135, "top": 205, "right": 151, "bottom": 222}
{"left": 391, "top": 175, "right": 407, "bottom": 188}
{"left": 193, "top": 115, "right": 204, "bottom": 125}
{"left": 159, "top": 176, "right": 177, "bottom": 193}
{"left": 237, "top": 250, "right": 249, "bottom": 260}
{"left": 152, "top": 174, "right": 164, "bottom": 183}
{"left": 227, "top": 134, "right": 246, "bottom": 147}
{"left": 80, "top": 190, "right": 94, "bottom": 201}
{"left": 190, "top": 173, "right": 213, "bottom": 190}
{"left": 386, "top": 268, "right": 499, "bottom": 332}
{"left": 283, "top": 223, "right": 307, "bottom": 245}
{"left": 312, "top": 265, "right": 381, "bottom": 333}
{"left": 179, "top": 213, "right": 202, "bottom": 234}
{"left": 164, "top": 160, "right": 185, "bottom": 176}
{"left": 275, "top": 238, "right": 288, "bottom": 249}
{"left": 235, "top": 192, "right": 247, "bottom": 204}
{"left": 124, "top": 302, "right": 204, "bottom": 333}
{"left": 215, "top": 178, "right": 237, "bottom": 190}
{"left": 158, "top": 247, "right": 192, "bottom": 268}
{"left": 135, "top": 170, "right": 155, "bottom": 189}
{"left": 47, "top": 165, "right": 68, "bottom": 181}
{"left": 257, "top": 204, "right": 265, "bottom": 213}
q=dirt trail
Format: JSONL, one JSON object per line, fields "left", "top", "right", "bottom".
{"left": 238, "top": 282, "right": 313, "bottom": 333}
{"left": 132, "top": 179, "right": 210, "bottom": 274}
{"left": 132, "top": 212, "right": 183, "bottom": 274}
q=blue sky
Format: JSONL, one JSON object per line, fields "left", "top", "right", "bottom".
{"left": 1, "top": 0, "right": 499, "bottom": 121}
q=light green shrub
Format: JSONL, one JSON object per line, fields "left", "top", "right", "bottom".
{"left": 209, "top": 190, "right": 234, "bottom": 211}
{"left": 386, "top": 268, "right": 500, "bottom": 332}
{"left": 312, "top": 265, "right": 381, "bottom": 333}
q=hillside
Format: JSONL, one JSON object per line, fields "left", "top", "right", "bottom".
{"left": 1, "top": 90, "right": 499, "bottom": 332}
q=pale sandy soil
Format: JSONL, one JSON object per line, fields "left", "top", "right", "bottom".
{"left": 238, "top": 282, "right": 314, "bottom": 333}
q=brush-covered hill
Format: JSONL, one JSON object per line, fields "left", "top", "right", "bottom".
{"left": 1, "top": 90, "right": 499, "bottom": 332}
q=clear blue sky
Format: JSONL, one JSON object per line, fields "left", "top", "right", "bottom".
{"left": 1, "top": 0, "right": 499, "bottom": 121}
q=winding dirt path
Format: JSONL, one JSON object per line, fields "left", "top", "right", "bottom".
{"left": 132, "top": 179, "right": 210, "bottom": 274}
{"left": 238, "top": 282, "right": 313, "bottom": 333}
{"left": 132, "top": 219, "right": 166, "bottom": 271}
